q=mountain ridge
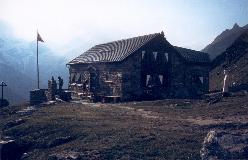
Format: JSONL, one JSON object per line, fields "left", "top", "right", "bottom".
{"left": 202, "top": 23, "right": 248, "bottom": 60}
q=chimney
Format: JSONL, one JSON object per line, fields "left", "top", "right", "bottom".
{"left": 161, "top": 31, "right": 165, "bottom": 37}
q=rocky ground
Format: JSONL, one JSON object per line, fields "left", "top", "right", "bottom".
{"left": 1, "top": 93, "right": 248, "bottom": 160}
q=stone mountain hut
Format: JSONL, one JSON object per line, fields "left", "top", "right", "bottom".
{"left": 67, "top": 32, "right": 210, "bottom": 102}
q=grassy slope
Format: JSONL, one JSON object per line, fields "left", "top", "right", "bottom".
{"left": 1, "top": 96, "right": 248, "bottom": 160}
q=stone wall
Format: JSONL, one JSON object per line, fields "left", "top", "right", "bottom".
{"left": 172, "top": 62, "right": 209, "bottom": 98}
{"left": 68, "top": 35, "right": 210, "bottom": 101}
{"left": 139, "top": 36, "right": 177, "bottom": 99}
{"left": 46, "top": 79, "right": 57, "bottom": 101}
{"left": 30, "top": 89, "right": 47, "bottom": 105}
{"left": 99, "top": 71, "right": 122, "bottom": 96}
{"left": 68, "top": 59, "right": 137, "bottom": 101}
{"left": 30, "top": 77, "right": 71, "bottom": 105}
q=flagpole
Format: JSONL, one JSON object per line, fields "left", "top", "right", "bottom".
{"left": 37, "top": 31, "right": 40, "bottom": 89}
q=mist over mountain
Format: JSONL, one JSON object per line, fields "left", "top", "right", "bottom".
{"left": 202, "top": 23, "right": 248, "bottom": 60}
{"left": 0, "top": 21, "right": 69, "bottom": 104}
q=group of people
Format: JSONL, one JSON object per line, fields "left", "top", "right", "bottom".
{"left": 51, "top": 76, "right": 64, "bottom": 90}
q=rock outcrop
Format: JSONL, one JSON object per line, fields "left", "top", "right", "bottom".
{"left": 48, "top": 150, "right": 100, "bottom": 160}
{"left": 0, "top": 139, "right": 24, "bottom": 160}
{"left": 201, "top": 131, "right": 248, "bottom": 160}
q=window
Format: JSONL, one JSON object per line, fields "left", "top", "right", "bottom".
{"left": 199, "top": 76, "right": 204, "bottom": 84}
{"left": 105, "top": 74, "right": 109, "bottom": 81}
{"left": 191, "top": 74, "right": 204, "bottom": 86}
{"left": 164, "top": 53, "right": 169, "bottom": 61}
{"left": 146, "top": 75, "right": 151, "bottom": 86}
{"left": 142, "top": 51, "right": 145, "bottom": 59}
{"left": 159, "top": 75, "right": 163, "bottom": 84}
{"left": 153, "top": 52, "right": 158, "bottom": 60}
{"left": 71, "top": 73, "right": 76, "bottom": 83}
{"left": 76, "top": 74, "right": 82, "bottom": 83}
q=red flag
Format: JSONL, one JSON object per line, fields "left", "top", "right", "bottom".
{"left": 37, "top": 32, "right": 44, "bottom": 42}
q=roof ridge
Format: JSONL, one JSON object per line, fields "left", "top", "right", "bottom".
{"left": 174, "top": 46, "right": 207, "bottom": 53}
{"left": 118, "top": 33, "right": 159, "bottom": 61}
{"left": 96, "top": 33, "right": 160, "bottom": 46}
{"left": 68, "top": 33, "right": 161, "bottom": 64}
{"left": 174, "top": 46, "right": 210, "bottom": 63}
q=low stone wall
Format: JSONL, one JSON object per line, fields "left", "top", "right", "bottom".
{"left": 30, "top": 89, "right": 47, "bottom": 105}
{"left": 47, "top": 80, "right": 57, "bottom": 101}
{"left": 58, "top": 91, "right": 72, "bottom": 102}
{"left": 229, "top": 83, "right": 248, "bottom": 92}
{"left": 30, "top": 89, "right": 72, "bottom": 105}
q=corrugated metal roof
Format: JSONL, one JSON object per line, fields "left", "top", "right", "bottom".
{"left": 68, "top": 33, "right": 160, "bottom": 64}
{"left": 174, "top": 46, "right": 210, "bottom": 63}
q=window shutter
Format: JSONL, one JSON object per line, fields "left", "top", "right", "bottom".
{"left": 71, "top": 73, "right": 75, "bottom": 82}
{"left": 153, "top": 52, "right": 158, "bottom": 60}
{"left": 199, "top": 77, "right": 203, "bottom": 84}
{"left": 165, "top": 53, "right": 168, "bottom": 61}
{"left": 159, "top": 75, "right": 163, "bottom": 84}
{"left": 142, "top": 51, "right": 145, "bottom": 59}
{"left": 146, "top": 75, "right": 151, "bottom": 86}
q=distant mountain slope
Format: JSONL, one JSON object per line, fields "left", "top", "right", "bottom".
{"left": 209, "top": 29, "right": 248, "bottom": 91}
{"left": 0, "top": 22, "right": 68, "bottom": 104}
{"left": 0, "top": 63, "right": 35, "bottom": 104}
{"left": 202, "top": 23, "right": 248, "bottom": 60}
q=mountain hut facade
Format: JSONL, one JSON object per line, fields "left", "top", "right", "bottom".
{"left": 67, "top": 32, "right": 210, "bottom": 102}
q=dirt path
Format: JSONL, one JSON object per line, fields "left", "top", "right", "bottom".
{"left": 115, "top": 105, "right": 161, "bottom": 119}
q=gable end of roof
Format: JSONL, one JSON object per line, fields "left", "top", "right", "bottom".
{"left": 68, "top": 33, "right": 160, "bottom": 64}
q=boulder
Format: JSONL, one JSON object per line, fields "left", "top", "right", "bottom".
{"left": 48, "top": 136, "right": 72, "bottom": 148}
{"left": 0, "top": 139, "right": 24, "bottom": 160}
{"left": 48, "top": 151, "right": 84, "bottom": 160}
{"left": 48, "top": 150, "right": 100, "bottom": 160}
{"left": 0, "top": 99, "right": 9, "bottom": 107}
{"left": 203, "top": 92, "right": 223, "bottom": 105}
{"left": 200, "top": 130, "right": 248, "bottom": 160}
{"left": 17, "top": 106, "right": 37, "bottom": 116}
{"left": 4, "top": 118, "right": 25, "bottom": 129}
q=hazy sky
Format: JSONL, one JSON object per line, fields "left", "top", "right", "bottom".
{"left": 0, "top": 0, "right": 247, "bottom": 56}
